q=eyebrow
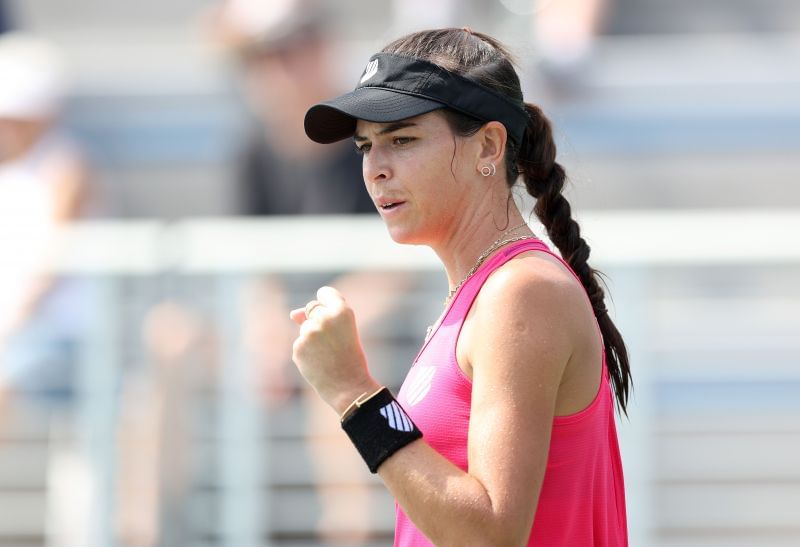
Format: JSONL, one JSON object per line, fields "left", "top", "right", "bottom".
{"left": 353, "top": 121, "right": 418, "bottom": 142}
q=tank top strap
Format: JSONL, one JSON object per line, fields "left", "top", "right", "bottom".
{"left": 447, "top": 238, "right": 551, "bottom": 320}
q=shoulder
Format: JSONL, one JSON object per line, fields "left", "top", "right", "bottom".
{"left": 459, "top": 251, "right": 589, "bottom": 378}
{"left": 459, "top": 252, "right": 591, "bottom": 422}
{"left": 476, "top": 251, "right": 588, "bottom": 328}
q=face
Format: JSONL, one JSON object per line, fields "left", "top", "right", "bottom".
{"left": 354, "top": 111, "right": 480, "bottom": 246}
{"left": 238, "top": 35, "right": 333, "bottom": 157}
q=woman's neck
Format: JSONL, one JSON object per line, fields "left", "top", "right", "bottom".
{"left": 433, "top": 204, "right": 533, "bottom": 294}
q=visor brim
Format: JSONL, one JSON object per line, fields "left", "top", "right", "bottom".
{"left": 304, "top": 87, "right": 444, "bottom": 144}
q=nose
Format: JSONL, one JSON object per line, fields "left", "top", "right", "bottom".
{"left": 362, "top": 147, "right": 391, "bottom": 184}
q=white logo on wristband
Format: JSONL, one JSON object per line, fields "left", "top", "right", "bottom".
{"left": 379, "top": 401, "right": 414, "bottom": 432}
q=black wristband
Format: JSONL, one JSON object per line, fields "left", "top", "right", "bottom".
{"left": 341, "top": 388, "right": 422, "bottom": 473}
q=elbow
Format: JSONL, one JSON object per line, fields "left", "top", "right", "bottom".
{"left": 433, "top": 516, "right": 530, "bottom": 547}
{"left": 441, "top": 530, "right": 528, "bottom": 547}
{"left": 478, "top": 499, "right": 534, "bottom": 546}
{"left": 485, "top": 522, "right": 531, "bottom": 547}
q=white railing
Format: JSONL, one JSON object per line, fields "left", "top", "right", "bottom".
{"left": 49, "top": 209, "right": 800, "bottom": 273}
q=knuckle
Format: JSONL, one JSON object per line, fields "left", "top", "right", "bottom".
{"left": 308, "top": 316, "right": 326, "bottom": 330}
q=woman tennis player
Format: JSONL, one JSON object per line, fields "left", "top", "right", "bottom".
{"left": 290, "top": 28, "right": 631, "bottom": 546}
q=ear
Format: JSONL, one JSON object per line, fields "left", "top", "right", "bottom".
{"left": 475, "top": 121, "right": 507, "bottom": 173}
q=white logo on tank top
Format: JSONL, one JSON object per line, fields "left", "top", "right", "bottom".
{"left": 404, "top": 365, "right": 436, "bottom": 407}
{"left": 379, "top": 401, "right": 414, "bottom": 432}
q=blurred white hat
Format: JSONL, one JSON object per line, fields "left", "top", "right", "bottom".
{"left": 0, "top": 32, "right": 66, "bottom": 120}
{"left": 213, "top": 0, "right": 328, "bottom": 51}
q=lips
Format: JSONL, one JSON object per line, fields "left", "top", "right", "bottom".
{"left": 376, "top": 197, "right": 406, "bottom": 211}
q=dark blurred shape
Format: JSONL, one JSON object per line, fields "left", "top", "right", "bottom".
{"left": 238, "top": 128, "right": 372, "bottom": 214}
{"left": 605, "top": 0, "right": 800, "bottom": 34}
{"left": 0, "top": 0, "right": 12, "bottom": 34}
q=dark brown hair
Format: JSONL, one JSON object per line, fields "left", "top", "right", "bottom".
{"left": 382, "top": 28, "right": 632, "bottom": 415}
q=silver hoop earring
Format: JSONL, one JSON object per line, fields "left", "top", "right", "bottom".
{"left": 480, "top": 164, "right": 495, "bottom": 177}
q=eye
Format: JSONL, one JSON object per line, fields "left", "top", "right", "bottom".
{"left": 393, "top": 136, "right": 415, "bottom": 146}
{"left": 354, "top": 143, "right": 371, "bottom": 155}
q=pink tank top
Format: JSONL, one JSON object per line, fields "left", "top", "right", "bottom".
{"left": 394, "top": 238, "right": 628, "bottom": 546}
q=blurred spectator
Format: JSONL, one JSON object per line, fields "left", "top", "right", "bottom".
{"left": 212, "top": 0, "right": 374, "bottom": 215}
{"left": 530, "top": 0, "right": 612, "bottom": 95}
{"left": 206, "top": 0, "right": 412, "bottom": 542}
{"left": 0, "top": 32, "right": 92, "bottom": 414}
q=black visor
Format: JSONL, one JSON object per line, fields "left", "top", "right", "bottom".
{"left": 304, "top": 53, "right": 528, "bottom": 145}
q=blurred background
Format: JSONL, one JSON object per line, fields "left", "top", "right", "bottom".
{"left": 0, "top": 0, "right": 798, "bottom": 546}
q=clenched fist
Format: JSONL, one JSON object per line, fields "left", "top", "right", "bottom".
{"left": 290, "top": 286, "right": 380, "bottom": 415}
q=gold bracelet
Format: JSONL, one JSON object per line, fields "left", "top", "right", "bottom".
{"left": 339, "top": 386, "right": 386, "bottom": 422}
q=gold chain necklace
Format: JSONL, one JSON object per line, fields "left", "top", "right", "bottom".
{"left": 425, "top": 223, "right": 533, "bottom": 340}
{"left": 444, "top": 231, "right": 532, "bottom": 306}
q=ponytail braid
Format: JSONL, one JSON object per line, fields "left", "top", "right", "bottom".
{"left": 517, "top": 103, "right": 632, "bottom": 415}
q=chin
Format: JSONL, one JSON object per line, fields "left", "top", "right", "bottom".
{"left": 384, "top": 224, "right": 424, "bottom": 246}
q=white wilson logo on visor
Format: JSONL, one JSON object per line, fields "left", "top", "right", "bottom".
{"left": 360, "top": 59, "right": 379, "bottom": 83}
{"left": 379, "top": 401, "right": 414, "bottom": 432}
